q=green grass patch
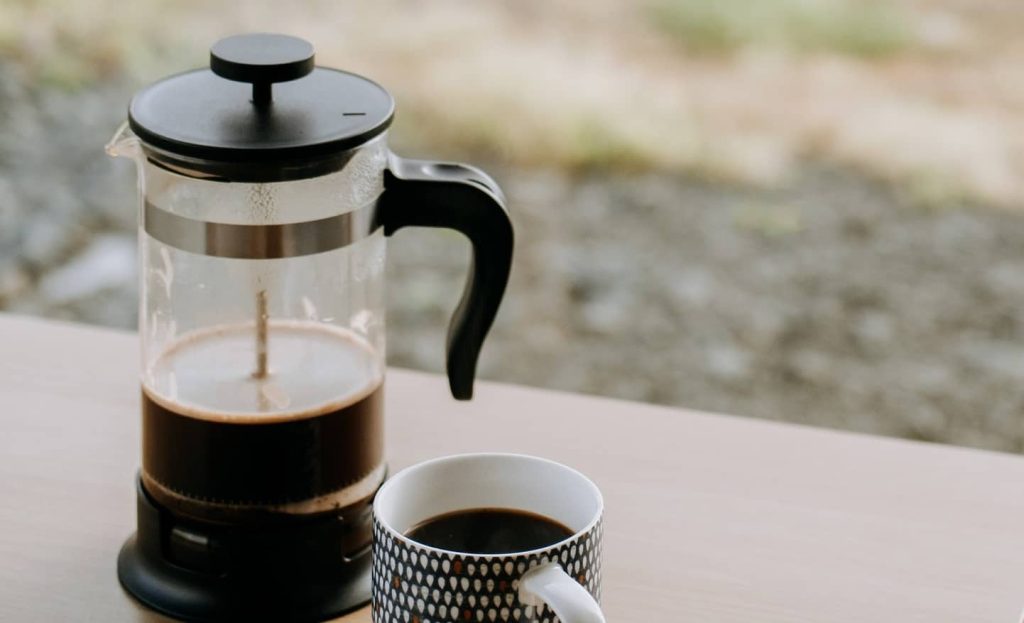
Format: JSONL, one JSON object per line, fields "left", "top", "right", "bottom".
{"left": 649, "top": 0, "right": 914, "bottom": 58}
{"left": 733, "top": 201, "right": 805, "bottom": 237}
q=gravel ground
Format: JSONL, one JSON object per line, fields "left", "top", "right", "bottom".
{"left": 3, "top": 77, "right": 1023, "bottom": 453}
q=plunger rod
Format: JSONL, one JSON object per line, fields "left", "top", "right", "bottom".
{"left": 255, "top": 289, "right": 268, "bottom": 378}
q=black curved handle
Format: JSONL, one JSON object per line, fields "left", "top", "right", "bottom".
{"left": 379, "top": 155, "right": 514, "bottom": 400}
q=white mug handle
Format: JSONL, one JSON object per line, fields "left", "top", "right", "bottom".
{"left": 519, "top": 562, "right": 606, "bottom": 623}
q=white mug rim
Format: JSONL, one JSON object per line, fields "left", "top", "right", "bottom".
{"left": 373, "top": 452, "right": 604, "bottom": 559}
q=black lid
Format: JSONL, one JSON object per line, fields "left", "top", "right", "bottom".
{"left": 128, "top": 34, "right": 394, "bottom": 182}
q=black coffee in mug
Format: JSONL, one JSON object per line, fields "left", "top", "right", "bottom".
{"left": 405, "top": 508, "right": 574, "bottom": 554}
{"left": 374, "top": 454, "right": 606, "bottom": 622}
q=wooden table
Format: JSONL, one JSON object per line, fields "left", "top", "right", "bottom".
{"left": 0, "top": 313, "right": 1022, "bottom": 622}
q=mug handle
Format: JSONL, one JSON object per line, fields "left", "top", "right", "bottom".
{"left": 379, "top": 154, "right": 514, "bottom": 400}
{"left": 520, "top": 562, "right": 606, "bottom": 623}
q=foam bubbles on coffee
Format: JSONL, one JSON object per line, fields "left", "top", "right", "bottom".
{"left": 144, "top": 320, "right": 381, "bottom": 422}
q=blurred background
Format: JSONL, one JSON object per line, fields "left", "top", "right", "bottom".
{"left": 1, "top": 0, "right": 1023, "bottom": 452}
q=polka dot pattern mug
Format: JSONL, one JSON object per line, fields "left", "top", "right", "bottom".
{"left": 372, "top": 454, "right": 605, "bottom": 623}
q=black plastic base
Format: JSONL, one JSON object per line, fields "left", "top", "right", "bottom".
{"left": 118, "top": 478, "right": 372, "bottom": 622}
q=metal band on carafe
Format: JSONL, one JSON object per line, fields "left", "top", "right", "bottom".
{"left": 143, "top": 199, "right": 381, "bottom": 259}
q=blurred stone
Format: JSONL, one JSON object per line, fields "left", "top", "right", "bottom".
{"left": 20, "top": 217, "right": 77, "bottom": 269}
{"left": 0, "top": 177, "right": 20, "bottom": 249}
{"left": 854, "top": 310, "right": 894, "bottom": 351}
{"left": 669, "top": 268, "right": 712, "bottom": 306}
{"left": 959, "top": 339, "right": 1024, "bottom": 382}
{"left": 39, "top": 234, "right": 135, "bottom": 303}
{"left": 706, "top": 344, "right": 753, "bottom": 383}
{"left": 984, "top": 261, "right": 1024, "bottom": 298}
{"left": 902, "top": 363, "right": 955, "bottom": 395}
{"left": 745, "top": 305, "right": 790, "bottom": 349}
{"left": 579, "top": 293, "right": 630, "bottom": 334}
{"left": 787, "top": 349, "right": 833, "bottom": 384}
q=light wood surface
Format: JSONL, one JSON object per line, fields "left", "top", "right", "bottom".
{"left": 0, "top": 312, "right": 1022, "bottom": 622}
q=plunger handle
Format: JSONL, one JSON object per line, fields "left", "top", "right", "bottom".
{"left": 210, "top": 33, "right": 315, "bottom": 108}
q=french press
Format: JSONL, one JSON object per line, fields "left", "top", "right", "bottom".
{"left": 107, "top": 33, "right": 513, "bottom": 621}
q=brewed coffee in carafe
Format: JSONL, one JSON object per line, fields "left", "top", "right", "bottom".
{"left": 140, "top": 315, "right": 385, "bottom": 522}
{"left": 109, "top": 33, "right": 512, "bottom": 621}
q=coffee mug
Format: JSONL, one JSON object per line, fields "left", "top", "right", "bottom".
{"left": 372, "top": 453, "right": 605, "bottom": 623}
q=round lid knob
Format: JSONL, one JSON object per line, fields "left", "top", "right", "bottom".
{"left": 210, "top": 34, "right": 315, "bottom": 106}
